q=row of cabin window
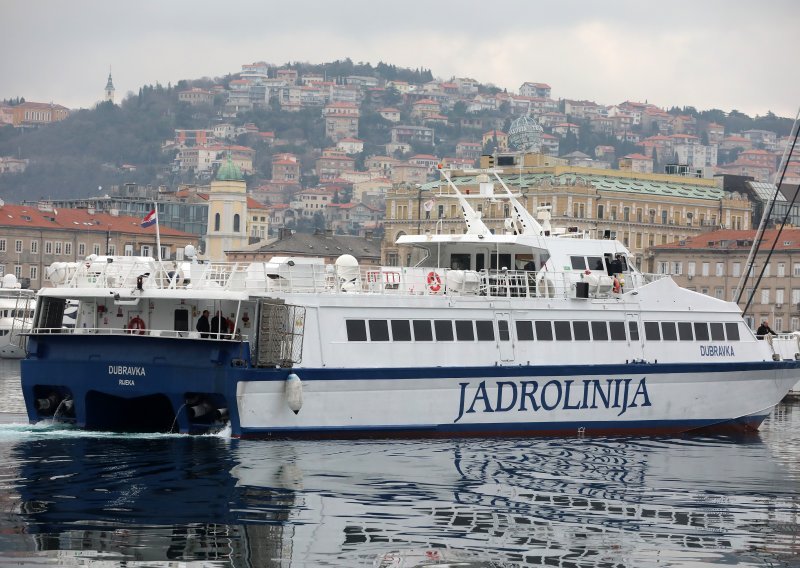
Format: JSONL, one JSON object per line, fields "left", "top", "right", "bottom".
{"left": 346, "top": 319, "right": 740, "bottom": 343}
{"left": 346, "top": 319, "right": 506, "bottom": 342}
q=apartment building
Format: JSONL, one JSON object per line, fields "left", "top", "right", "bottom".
{"left": 651, "top": 228, "right": 800, "bottom": 331}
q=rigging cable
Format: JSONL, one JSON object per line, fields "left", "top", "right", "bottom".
{"left": 737, "top": 108, "right": 800, "bottom": 318}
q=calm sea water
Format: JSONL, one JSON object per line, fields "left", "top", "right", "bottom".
{"left": 0, "top": 359, "right": 799, "bottom": 567}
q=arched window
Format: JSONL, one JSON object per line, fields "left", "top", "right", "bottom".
{"left": 233, "top": 214, "right": 240, "bottom": 233}
{"left": 214, "top": 213, "right": 220, "bottom": 231}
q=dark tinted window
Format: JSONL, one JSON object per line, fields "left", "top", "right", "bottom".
{"left": 391, "top": 320, "right": 411, "bottom": 341}
{"left": 573, "top": 321, "right": 590, "bottom": 340}
{"left": 517, "top": 321, "right": 534, "bottom": 340}
{"left": 498, "top": 320, "right": 510, "bottom": 341}
{"left": 174, "top": 309, "right": 189, "bottom": 332}
{"left": 661, "top": 322, "right": 677, "bottom": 341}
{"left": 554, "top": 321, "right": 572, "bottom": 340}
{"left": 710, "top": 322, "right": 725, "bottom": 340}
{"left": 434, "top": 320, "right": 454, "bottom": 341}
{"left": 644, "top": 321, "right": 661, "bottom": 340}
{"left": 694, "top": 322, "right": 710, "bottom": 341}
{"left": 455, "top": 320, "right": 474, "bottom": 341}
{"left": 628, "top": 321, "right": 639, "bottom": 341}
{"left": 413, "top": 320, "right": 433, "bottom": 341}
{"left": 678, "top": 322, "right": 693, "bottom": 341}
{"left": 610, "top": 321, "right": 626, "bottom": 340}
{"left": 570, "top": 256, "right": 585, "bottom": 270}
{"left": 476, "top": 320, "right": 494, "bottom": 341}
{"left": 535, "top": 321, "right": 553, "bottom": 340}
{"left": 369, "top": 320, "right": 390, "bottom": 341}
{"left": 587, "top": 256, "right": 604, "bottom": 271}
{"left": 591, "top": 321, "right": 608, "bottom": 340}
{"left": 346, "top": 319, "right": 367, "bottom": 341}
{"left": 725, "top": 322, "right": 740, "bottom": 340}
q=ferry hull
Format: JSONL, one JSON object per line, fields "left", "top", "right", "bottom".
{"left": 20, "top": 335, "right": 799, "bottom": 438}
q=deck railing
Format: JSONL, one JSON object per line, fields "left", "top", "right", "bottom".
{"left": 32, "top": 326, "right": 248, "bottom": 342}
{"left": 49, "top": 257, "right": 663, "bottom": 300}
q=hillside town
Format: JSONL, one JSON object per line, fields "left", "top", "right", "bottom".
{"left": 1, "top": 60, "right": 799, "bottom": 330}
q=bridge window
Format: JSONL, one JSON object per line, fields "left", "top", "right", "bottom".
{"left": 678, "top": 322, "right": 694, "bottom": 340}
{"left": 554, "top": 321, "right": 572, "bottom": 341}
{"left": 710, "top": 322, "right": 725, "bottom": 341}
{"left": 573, "top": 321, "right": 590, "bottom": 340}
{"left": 725, "top": 322, "right": 740, "bottom": 340}
{"left": 661, "top": 322, "right": 678, "bottom": 341}
{"left": 694, "top": 322, "right": 710, "bottom": 341}
{"left": 591, "top": 321, "right": 609, "bottom": 340}
{"left": 645, "top": 322, "right": 661, "bottom": 340}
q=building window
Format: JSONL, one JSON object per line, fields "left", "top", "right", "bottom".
{"left": 776, "top": 289, "right": 785, "bottom": 304}
{"left": 124, "top": 244, "right": 133, "bottom": 256}
{"left": 29, "top": 266, "right": 37, "bottom": 280}
{"left": 761, "top": 289, "right": 770, "bottom": 304}
{"left": 716, "top": 262, "right": 724, "bottom": 277}
{"left": 93, "top": 244, "right": 101, "bottom": 256}
{"left": 234, "top": 214, "right": 241, "bottom": 233}
{"left": 55, "top": 242, "right": 63, "bottom": 255}
{"left": 778, "top": 263, "right": 786, "bottom": 277}
{"left": 763, "top": 263, "right": 770, "bottom": 277}
{"left": 141, "top": 245, "right": 151, "bottom": 257}
{"left": 794, "top": 263, "right": 800, "bottom": 277}
{"left": 160, "top": 246, "right": 169, "bottom": 260}
{"left": 44, "top": 241, "right": 53, "bottom": 254}
{"left": 0, "top": 239, "right": 5, "bottom": 252}
{"left": 65, "top": 242, "right": 72, "bottom": 256}
{"left": 78, "top": 243, "right": 86, "bottom": 256}
{"left": 14, "top": 266, "right": 21, "bottom": 278}
{"left": 687, "top": 262, "right": 696, "bottom": 277}
{"left": 30, "top": 240, "right": 38, "bottom": 254}
{"left": 108, "top": 244, "right": 116, "bottom": 255}
{"left": 15, "top": 240, "right": 22, "bottom": 253}
{"left": 715, "top": 287, "right": 724, "bottom": 299}
{"left": 672, "top": 262, "right": 682, "bottom": 275}
{"left": 214, "top": 213, "right": 221, "bottom": 231}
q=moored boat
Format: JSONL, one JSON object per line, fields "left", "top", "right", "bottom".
{"left": 19, "top": 169, "right": 800, "bottom": 437}
{"left": 0, "top": 275, "right": 35, "bottom": 359}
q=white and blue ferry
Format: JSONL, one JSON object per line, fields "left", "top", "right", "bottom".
{"left": 19, "top": 170, "right": 800, "bottom": 437}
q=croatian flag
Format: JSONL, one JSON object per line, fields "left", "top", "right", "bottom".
{"left": 141, "top": 208, "right": 157, "bottom": 228}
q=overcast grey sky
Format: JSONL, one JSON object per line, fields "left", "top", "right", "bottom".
{"left": 3, "top": 0, "right": 798, "bottom": 117}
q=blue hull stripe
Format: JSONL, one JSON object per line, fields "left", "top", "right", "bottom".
{"left": 242, "top": 360, "right": 800, "bottom": 382}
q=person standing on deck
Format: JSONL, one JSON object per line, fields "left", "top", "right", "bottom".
{"left": 196, "top": 310, "right": 210, "bottom": 338}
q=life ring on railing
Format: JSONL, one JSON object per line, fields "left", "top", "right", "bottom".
{"left": 426, "top": 271, "right": 442, "bottom": 293}
{"left": 127, "top": 316, "right": 146, "bottom": 335}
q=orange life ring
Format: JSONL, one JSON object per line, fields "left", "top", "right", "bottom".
{"left": 127, "top": 316, "right": 146, "bottom": 335}
{"left": 426, "top": 271, "right": 442, "bottom": 293}
{"left": 612, "top": 276, "right": 621, "bottom": 294}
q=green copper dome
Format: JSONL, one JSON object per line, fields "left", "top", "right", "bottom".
{"left": 216, "top": 153, "right": 243, "bottom": 181}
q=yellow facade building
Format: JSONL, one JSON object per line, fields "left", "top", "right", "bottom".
{"left": 382, "top": 155, "right": 752, "bottom": 271}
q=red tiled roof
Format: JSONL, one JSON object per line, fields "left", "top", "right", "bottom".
{"left": 0, "top": 204, "right": 191, "bottom": 236}
{"left": 653, "top": 228, "right": 800, "bottom": 251}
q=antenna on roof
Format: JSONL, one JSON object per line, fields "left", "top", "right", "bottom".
{"left": 438, "top": 168, "right": 490, "bottom": 237}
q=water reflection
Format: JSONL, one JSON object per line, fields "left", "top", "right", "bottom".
{"left": 0, "top": 422, "right": 797, "bottom": 567}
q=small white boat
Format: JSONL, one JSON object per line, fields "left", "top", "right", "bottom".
{"left": 0, "top": 275, "right": 35, "bottom": 359}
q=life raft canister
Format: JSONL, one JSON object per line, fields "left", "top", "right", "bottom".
{"left": 127, "top": 316, "right": 146, "bottom": 335}
{"left": 426, "top": 271, "right": 442, "bottom": 293}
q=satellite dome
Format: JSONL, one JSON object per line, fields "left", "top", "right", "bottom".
{"left": 508, "top": 115, "right": 544, "bottom": 153}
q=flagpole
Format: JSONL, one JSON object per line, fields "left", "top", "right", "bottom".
{"left": 154, "top": 200, "right": 162, "bottom": 262}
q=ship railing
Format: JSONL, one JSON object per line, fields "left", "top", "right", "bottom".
{"left": 765, "top": 332, "right": 800, "bottom": 361}
{"left": 32, "top": 326, "right": 249, "bottom": 341}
